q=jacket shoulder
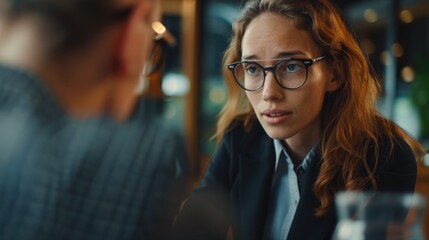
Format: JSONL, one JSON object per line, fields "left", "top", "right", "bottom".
{"left": 373, "top": 135, "right": 417, "bottom": 192}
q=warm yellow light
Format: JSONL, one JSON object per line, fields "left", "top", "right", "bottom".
{"left": 392, "top": 43, "right": 404, "bottom": 57}
{"left": 364, "top": 9, "right": 378, "bottom": 23}
{"left": 400, "top": 9, "right": 414, "bottom": 23}
{"left": 380, "top": 51, "right": 392, "bottom": 65}
{"left": 401, "top": 66, "right": 415, "bottom": 82}
{"left": 152, "top": 21, "right": 166, "bottom": 35}
{"left": 209, "top": 87, "right": 226, "bottom": 104}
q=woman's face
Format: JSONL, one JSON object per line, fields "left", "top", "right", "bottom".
{"left": 241, "top": 12, "right": 337, "bottom": 146}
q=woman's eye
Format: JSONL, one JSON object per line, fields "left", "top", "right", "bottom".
{"left": 285, "top": 63, "right": 301, "bottom": 72}
{"left": 245, "top": 64, "right": 261, "bottom": 75}
{"left": 277, "top": 60, "right": 305, "bottom": 74}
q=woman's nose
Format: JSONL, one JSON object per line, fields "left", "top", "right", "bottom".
{"left": 262, "top": 71, "right": 284, "bottom": 101}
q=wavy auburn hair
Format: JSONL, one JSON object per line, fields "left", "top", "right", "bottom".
{"left": 215, "top": 0, "right": 425, "bottom": 215}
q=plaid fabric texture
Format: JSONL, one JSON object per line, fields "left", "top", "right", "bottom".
{"left": 0, "top": 65, "right": 189, "bottom": 240}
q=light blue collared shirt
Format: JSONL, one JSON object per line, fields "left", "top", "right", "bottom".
{"left": 265, "top": 139, "right": 319, "bottom": 240}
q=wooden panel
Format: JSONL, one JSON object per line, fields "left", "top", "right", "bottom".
{"left": 415, "top": 164, "right": 429, "bottom": 239}
{"left": 162, "top": 0, "right": 182, "bottom": 15}
{"left": 161, "top": 0, "right": 201, "bottom": 179}
{"left": 182, "top": 0, "right": 200, "bottom": 179}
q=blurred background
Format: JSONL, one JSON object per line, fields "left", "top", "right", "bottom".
{"left": 152, "top": 0, "right": 429, "bottom": 178}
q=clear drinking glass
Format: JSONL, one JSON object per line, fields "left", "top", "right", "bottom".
{"left": 333, "top": 191, "right": 426, "bottom": 240}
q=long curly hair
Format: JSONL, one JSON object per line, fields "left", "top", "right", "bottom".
{"left": 215, "top": 0, "right": 426, "bottom": 215}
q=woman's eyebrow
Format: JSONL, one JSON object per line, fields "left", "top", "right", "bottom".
{"left": 241, "top": 51, "right": 305, "bottom": 61}
{"left": 275, "top": 51, "right": 305, "bottom": 58}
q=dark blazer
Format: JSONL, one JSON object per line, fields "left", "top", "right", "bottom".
{"left": 175, "top": 119, "right": 417, "bottom": 240}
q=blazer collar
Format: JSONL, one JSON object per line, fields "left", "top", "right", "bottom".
{"left": 236, "top": 123, "right": 275, "bottom": 240}
{"left": 235, "top": 124, "right": 336, "bottom": 240}
{"left": 287, "top": 153, "right": 337, "bottom": 240}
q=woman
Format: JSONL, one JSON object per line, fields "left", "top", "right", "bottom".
{"left": 175, "top": 0, "right": 426, "bottom": 239}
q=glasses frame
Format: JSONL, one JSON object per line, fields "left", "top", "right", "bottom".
{"left": 227, "top": 55, "right": 326, "bottom": 92}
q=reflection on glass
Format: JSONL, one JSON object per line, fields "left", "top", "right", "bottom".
{"left": 333, "top": 191, "right": 426, "bottom": 240}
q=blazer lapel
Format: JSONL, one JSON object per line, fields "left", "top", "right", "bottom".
{"left": 287, "top": 156, "right": 337, "bottom": 240}
{"left": 235, "top": 129, "right": 275, "bottom": 240}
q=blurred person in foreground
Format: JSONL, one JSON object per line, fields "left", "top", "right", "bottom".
{"left": 174, "top": 0, "right": 426, "bottom": 239}
{"left": 0, "top": 0, "right": 189, "bottom": 239}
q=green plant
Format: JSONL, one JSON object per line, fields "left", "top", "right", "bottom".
{"left": 410, "top": 54, "right": 429, "bottom": 140}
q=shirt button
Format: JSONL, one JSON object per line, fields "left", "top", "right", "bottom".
{"left": 297, "top": 169, "right": 304, "bottom": 175}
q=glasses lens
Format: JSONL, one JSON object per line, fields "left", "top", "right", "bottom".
{"left": 234, "top": 62, "right": 264, "bottom": 91}
{"left": 276, "top": 60, "right": 307, "bottom": 89}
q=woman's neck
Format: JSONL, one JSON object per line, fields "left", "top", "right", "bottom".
{"left": 284, "top": 117, "right": 322, "bottom": 166}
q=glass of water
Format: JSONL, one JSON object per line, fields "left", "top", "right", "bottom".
{"left": 333, "top": 191, "right": 426, "bottom": 240}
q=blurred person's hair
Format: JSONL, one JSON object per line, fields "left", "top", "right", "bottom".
{"left": 215, "top": 0, "right": 426, "bottom": 216}
{"left": 0, "top": 0, "right": 129, "bottom": 54}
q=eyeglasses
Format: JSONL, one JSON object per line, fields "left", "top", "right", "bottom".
{"left": 227, "top": 56, "right": 326, "bottom": 91}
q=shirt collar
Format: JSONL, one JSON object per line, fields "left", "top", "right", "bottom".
{"left": 273, "top": 139, "right": 319, "bottom": 172}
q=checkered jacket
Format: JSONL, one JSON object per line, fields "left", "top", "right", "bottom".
{"left": 0, "top": 65, "right": 189, "bottom": 240}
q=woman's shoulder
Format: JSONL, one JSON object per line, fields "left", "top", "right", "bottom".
{"left": 371, "top": 132, "right": 418, "bottom": 192}
{"left": 375, "top": 134, "right": 416, "bottom": 172}
{"left": 372, "top": 116, "right": 421, "bottom": 163}
{"left": 378, "top": 131, "right": 414, "bottom": 156}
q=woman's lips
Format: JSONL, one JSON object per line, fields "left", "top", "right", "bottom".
{"left": 261, "top": 110, "right": 292, "bottom": 124}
